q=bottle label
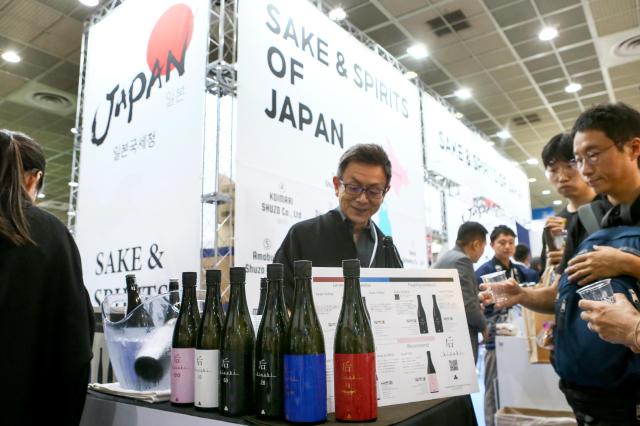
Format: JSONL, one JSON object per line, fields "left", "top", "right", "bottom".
{"left": 428, "top": 372, "right": 439, "bottom": 393}
{"left": 219, "top": 351, "right": 253, "bottom": 415}
{"left": 284, "top": 354, "right": 327, "bottom": 422}
{"left": 255, "top": 352, "right": 283, "bottom": 417}
{"left": 170, "top": 348, "right": 195, "bottom": 403}
{"left": 194, "top": 349, "right": 219, "bottom": 408}
{"left": 334, "top": 352, "right": 377, "bottom": 421}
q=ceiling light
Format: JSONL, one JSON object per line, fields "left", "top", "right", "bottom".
{"left": 79, "top": 0, "right": 99, "bottom": 6}
{"left": 328, "top": 7, "right": 346, "bottom": 21}
{"left": 542, "top": 189, "right": 551, "bottom": 195}
{"left": 497, "top": 130, "right": 511, "bottom": 140}
{"left": 454, "top": 88, "right": 472, "bottom": 100}
{"left": 538, "top": 27, "right": 558, "bottom": 41}
{"left": 403, "top": 71, "right": 417, "bottom": 79}
{"left": 67, "top": 210, "right": 76, "bottom": 216}
{"left": 565, "top": 82, "right": 582, "bottom": 93}
{"left": 553, "top": 199, "right": 563, "bottom": 205}
{"left": 407, "top": 44, "right": 429, "bottom": 59}
{"left": 455, "top": 112, "right": 464, "bottom": 119}
{"left": 526, "top": 158, "right": 539, "bottom": 165}
{"left": 68, "top": 181, "right": 79, "bottom": 188}
{"left": 37, "top": 193, "right": 46, "bottom": 199}
{"left": 528, "top": 178, "right": 537, "bottom": 183}
{"left": 70, "top": 127, "right": 78, "bottom": 135}
{"left": 1, "top": 50, "right": 20, "bottom": 63}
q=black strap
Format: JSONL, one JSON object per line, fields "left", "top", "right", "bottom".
{"left": 577, "top": 203, "right": 601, "bottom": 236}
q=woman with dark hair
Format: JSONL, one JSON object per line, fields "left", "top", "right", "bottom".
{"left": 0, "top": 130, "right": 94, "bottom": 425}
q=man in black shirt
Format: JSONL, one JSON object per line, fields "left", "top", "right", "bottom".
{"left": 480, "top": 103, "right": 640, "bottom": 424}
{"left": 274, "top": 144, "right": 402, "bottom": 308}
{"left": 539, "top": 133, "right": 596, "bottom": 272}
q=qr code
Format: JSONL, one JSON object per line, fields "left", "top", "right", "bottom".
{"left": 449, "top": 359, "right": 459, "bottom": 372}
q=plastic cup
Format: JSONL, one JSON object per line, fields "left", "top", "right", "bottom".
{"left": 576, "top": 279, "right": 614, "bottom": 304}
{"left": 481, "top": 271, "right": 508, "bottom": 304}
{"left": 553, "top": 230, "right": 568, "bottom": 250}
{"left": 490, "top": 282, "right": 509, "bottom": 304}
{"left": 481, "top": 270, "right": 507, "bottom": 283}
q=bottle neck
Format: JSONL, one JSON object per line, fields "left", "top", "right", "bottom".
{"left": 342, "top": 276, "right": 363, "bottom": 313}
{"left": 127, "top": 283, "right": 141, "bottom": 310}
{"left": 229, "top": 282, "right": 248, "bottom": 313}
{"left": 293, "top": 277, "right": 314, "bottom": 310}
{"left": 205, "top": 283, "right": 221, "bottom": 314}
{"left": 181, "top": 285, "right": 197, "bottom": 310}
{"left": 265, "top": 278, "right": 286, "bottom": 312}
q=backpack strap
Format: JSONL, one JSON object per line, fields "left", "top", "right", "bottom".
{"left": 577, "top": 203, "right": 601, "bottom": 236}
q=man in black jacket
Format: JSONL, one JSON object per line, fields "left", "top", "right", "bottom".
{"left": 274, "top": 143, "right": 401, "bottom": 308}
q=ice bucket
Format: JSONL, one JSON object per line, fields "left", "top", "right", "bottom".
{"left": 101, "top": 291, "right": 181, "bottom": 391}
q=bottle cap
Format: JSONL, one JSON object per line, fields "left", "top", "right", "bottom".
{"left": 168, "top": 279, "right": 179, "bottom": 290}
{"left": 182, "top": 272, "right": 197, "bottom": 287}
{"left": 230, "top": 267, "right": 246, "bottom": 284}
{"left": 342, "top": 259, "right": 360, "bottom": 278}
{"left": 267, "top": 263, "right": 284, "bottom": 280}
{"left": 205, "top": 269, "right": 221, "bottom": 285}
{"left": 260, "top": 277, "right": 267, "bottom": 288}
{"left": 294, "top": 260, "right": 312, "bottom": 278}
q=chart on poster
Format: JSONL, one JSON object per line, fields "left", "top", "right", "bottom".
{"left": 312, "top": 268, "right": 478, "bottom": 412}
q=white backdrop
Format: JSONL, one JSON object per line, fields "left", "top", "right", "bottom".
{"left": 421, "top": 94, "right": 531, "bottom": 262}
{"left": 75, "top": 0, "right": 209, "bottom": 305}
{"left": 235, "top": 0, "right": 427, "bottom": 310}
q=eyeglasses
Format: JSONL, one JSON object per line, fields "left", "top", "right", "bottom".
{"left": 574, "top": 144, "right": 616, "bottom": 169}
{"left": 545, "top": 160, "right": 578, "bottom": 178}
{"left": 340, "top": 180, "right": 388, "bottom": 200}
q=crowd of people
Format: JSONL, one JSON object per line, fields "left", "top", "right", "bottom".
{"left": 466, "top": 102, "right": 640, "bottom": 425}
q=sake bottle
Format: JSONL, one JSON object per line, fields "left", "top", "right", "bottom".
{"left": 284, "top": 260, "right": 327, "bottom": 423}
{"left": 255, "top": 263, "right": 290, "bottom": 418}
{"left": 165, "top": 278, "right": 180, "bottom": 320}
{"left": 206, "top": 269, "right": 225, "bottom": 325}
{"left": 256, "top": 277, "right": 268, "bottom": 315}
{"left": 170, "top": 272, "right": 201, "bottom": 405}
{"left": 432, "top": 295, "right": 444, "bottom": 333}
{"left": 195, "top": 269, "right": 223, "bottom": 410}
{"left": 125, "top": 274, "right": 153, "bottom": 327}
{"left": 427, "top": 351, "right": 439, "bottom": 393}
{"left": 382, "top": 236, "right": 403, "bottom": 268}
{"left": 417, "top": 295, "right": 429, "bottom": 334}
{"left": 219, "top": 267, "right": 255, "bottom": 416}
{"left": 334, "top": 259, "right": 377, "bottom": 421}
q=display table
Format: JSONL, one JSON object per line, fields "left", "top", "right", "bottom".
{"left": 495, "top": 335, "right": 571, "bottom": 412}
{"left": 80, "top": 391, "right": 477, "bottom": 426}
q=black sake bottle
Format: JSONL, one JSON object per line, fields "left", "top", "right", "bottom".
{"left": 432, "top": 295, "right": 444, "bottom": 333}
{"left": 125, "top": 274, "right": 153, "bottom": 327}
{"left": 417, "top": 295, "right": 429, "bottom": 334}
{"left": 382, "top": 236, "right": 403, "bottom": 268}
{"left": 255, "top": 263, "right": 290, "bottom": 418}
{"left": 219, "top": 267, "right": 255, "bottom": 416}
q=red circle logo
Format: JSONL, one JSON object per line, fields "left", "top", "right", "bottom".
{"left": 146, "top": 4, "right": 194, "bottom": 76}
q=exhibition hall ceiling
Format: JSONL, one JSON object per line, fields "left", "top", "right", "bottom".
{"left": 0, "top": 0, "right": 639, "bottom": 218}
